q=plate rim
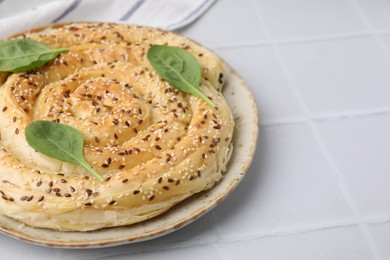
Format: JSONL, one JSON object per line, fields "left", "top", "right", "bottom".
{"left": 0, "top": 22, "right": 259, "bottom": 248}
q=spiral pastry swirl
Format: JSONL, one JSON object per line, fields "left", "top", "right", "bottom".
{"left": 0, "top": 23, "right": 234, "bottom": 231}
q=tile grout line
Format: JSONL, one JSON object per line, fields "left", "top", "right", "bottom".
{"left": 250, "top": 0, "right": 382, "bottom": 259}
{"left": 106, "top": 221, "right": 360, "bottom": 257}
{"left": 365, "top": 214, "right": 390, "bottom": 225}
{"left": 138, "top": 214, "right": 390, "bottom": 256}
{"left": 129, "top": 218, "right": 375, "bottom": 255}
{"left": 347, "top": 0, "right": 390, "bottom": 258}
{"left": 306, "top": 122, "right": 382, "bottom": 260}
{"left": 212, "top": 41, "right": 270, "bottom": 50}
{"left": 272, "top": 31, "right": 370, "bottom": 45}
{"left": 348, "top": 0, "right": 390, "bottom": 60}
{"left": 96, "top": 216, "right": 390, "bottom": 257}
{"left": 212, "top": 31, "right": 371, "bottom": 51}
{"left": 260, "top": 107, "right": 390, "bottom": 127}
{"left": 216, "top": 219, "right": 359, "bottom": 244}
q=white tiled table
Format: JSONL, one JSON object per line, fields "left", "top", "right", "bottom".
{"left": 1, "top": 0, "right": 390, "bottom": 259}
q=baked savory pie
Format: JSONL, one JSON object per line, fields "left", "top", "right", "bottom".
{"left": 0, "top": 22, "right": 234, "bottom": 231}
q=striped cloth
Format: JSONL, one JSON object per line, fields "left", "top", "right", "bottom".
{"left": 0, "top": 0, "right": 216, "bottom": 38}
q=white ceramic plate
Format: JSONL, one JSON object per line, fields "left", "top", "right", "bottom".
{"left": 0, "top": 25, "right": 259, "bottom": 248}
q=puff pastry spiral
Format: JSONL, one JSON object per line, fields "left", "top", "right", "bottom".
{"left": 0, "top": 23, "right": 234, "bottom": 231}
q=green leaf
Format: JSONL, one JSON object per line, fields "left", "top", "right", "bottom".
{"left": 25, "top": 121, "right": 104, "bottom": 182}
{"left": 0, "top": 39, "right": 68, "bottom": 72}
{"left": 147, "top": 45, "right": 216, "bottom": 108}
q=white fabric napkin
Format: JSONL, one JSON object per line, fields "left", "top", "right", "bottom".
{"left": 0, "top": 0, "right": 216, "bottom": 38}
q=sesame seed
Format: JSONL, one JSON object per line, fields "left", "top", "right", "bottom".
{"left": 155, "top": 145, "right": 162, "bottom": 150}
{"left": 15, "top": 128, "right": 19, "bottom": 135}
{"left": 86, "top": 189, "right": 93, "bottom": 196}
{"left": 109, "top": 200, "right": 116, "bottom": 205}
{"left": 26, "top": 196, "right": 33, "bottom": 201}
{"left": 133, "top": 190, "right": 140, "bottom": 195}
{"left": 142, "top": 135, "right": 150, "bottom": 141}
{"left": 64, "top": 193, "right": 71, "bottom": 197}
{"left": 149, "top": 195, "right": 155, "bottom": 201}
{"left": 55, "top": 192, "right": 61, "bottom": 197}
{"left": 52, "top": 188, "right": 60, "bottom": 192}
{"left": 163, "top": 186, "right": 169, "bottom": 190}
{"left": 38, "top": 196, "right": 44, "bottom": 202}
{"left": 20, "top": 196, "right": 27, "bottom": 201}
{"left": 122, "top": 178, "right": 128, "bottom": 183}
{"left": 60, "top": 179, "right": 67, "bottom": 183}
{"left": 119, "top": 165, "right": 125, "bottom": 169}
{"left": 70, "top": 186, "right": 75, "bottom": 193}
{"left": 218, "top": 73, "right": 224, "bottom": 84}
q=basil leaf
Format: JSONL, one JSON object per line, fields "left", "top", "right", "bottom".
{"left": 147, "top": 45, "right": 216, "bottom": 108}
{"left": 0, "top": 39, "right": 68, "bottom": 72}
{"left": 25, "top": 121, "right": 104, "bottom": 182}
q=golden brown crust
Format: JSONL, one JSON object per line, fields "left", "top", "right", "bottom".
{"left": 0, "top": 23, "right": 234, "bottom": 231}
